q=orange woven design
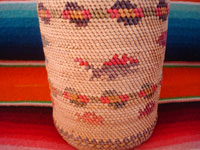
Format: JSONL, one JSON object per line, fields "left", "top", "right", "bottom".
{"left": 37, "top": 0, "right": 169, "bottom": 149}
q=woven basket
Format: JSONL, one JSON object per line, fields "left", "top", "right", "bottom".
{"left": 37, "top": 0, "right": 169, "bottom": 149}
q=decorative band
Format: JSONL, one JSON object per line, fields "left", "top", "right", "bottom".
{"left": 38, "top": 0, "right": 169, "bottom": 26}
{"left": 54, "top": 118, "right": 157, "bottom": 149}
{"left": 49, "top": 80, "right": 161, "bottom": 109}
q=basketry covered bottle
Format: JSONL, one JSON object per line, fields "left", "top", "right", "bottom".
{"left": 37, "top": 0, "right": 170, "bottom": 149}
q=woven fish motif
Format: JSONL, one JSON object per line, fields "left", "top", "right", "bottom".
{"left": 74, "top": 54, "right": 139, "bottom": 81}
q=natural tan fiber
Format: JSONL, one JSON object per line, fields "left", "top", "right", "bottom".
{"left": 37, "top": 0, "right": 170, "bottom": 149}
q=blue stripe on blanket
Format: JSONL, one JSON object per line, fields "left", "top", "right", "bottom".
{"left": 0, "top": 3, "right": 200, "bottom": 61}
{"left": 166, "top": 3, "right": 200, "bottom": 61}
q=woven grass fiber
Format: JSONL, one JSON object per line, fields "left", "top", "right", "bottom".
{"left": 37, "top": 0, "right": 170, "bottom": 149}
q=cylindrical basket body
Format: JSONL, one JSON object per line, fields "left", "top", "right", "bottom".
{"left": 37, "top": 0, "right": 169, "bottom": 149}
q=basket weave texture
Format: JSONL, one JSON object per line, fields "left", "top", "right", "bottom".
{"left": 37, "top": 0, "right": 169, "bottom": 149}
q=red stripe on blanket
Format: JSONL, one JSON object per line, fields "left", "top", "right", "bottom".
{"left": 0, "top": 102, "right": 199, "bottom": 149}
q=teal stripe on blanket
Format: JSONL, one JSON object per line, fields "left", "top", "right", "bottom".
{"left": 0, "top": 3, "right": 43, "bottom": 60}
{"left": 0, "top": 3, "right": 200, "bottom": 61}
{"left": 0, "top": 3, "right": 36, "bottom": 11}
{"left": 0, "top": 10, "right": 37, "bottom": 18}
{"left": 170, "top": 3, "right": 200, "bottom": 19}
{"left": 0, "top": 3, "right": 37, "bottom": 19}
{"left": 1, "top": 3, "right": 200, "bottom": 26}
{"left": 166, "top": 3, "right": 200, "bottom": 61}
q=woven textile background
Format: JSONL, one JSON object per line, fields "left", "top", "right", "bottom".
{"left": 0, "top": 0, "right": 200, "bottom": 150}
{"left": 0, "top": 0, "right": 200, "bottom": 106}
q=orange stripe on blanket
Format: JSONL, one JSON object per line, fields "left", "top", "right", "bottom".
{"left": 160, "top": 67, "right": 200, "bottom": 99}
{"left": 0, "top": 67, "right": 200, "bottom": 102}
{"left": 0, "top": 67, "right": 50, "bottom": 102}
